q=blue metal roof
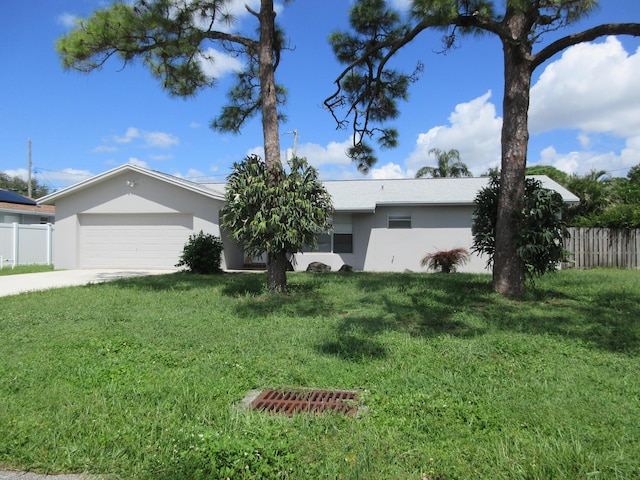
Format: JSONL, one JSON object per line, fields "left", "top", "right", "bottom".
{"left": 0, "top": 190, "right": 37, "bottom": 205}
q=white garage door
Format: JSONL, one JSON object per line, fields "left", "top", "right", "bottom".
{"left": 78, "top": 213, "right": 193, "bottom": 269}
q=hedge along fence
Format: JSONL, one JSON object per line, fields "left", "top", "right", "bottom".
{"left": 0, "top": 223, "right": 54, "bottom": 268}
{"left": 563, "top": 227, "right": 640, "bottom": 269}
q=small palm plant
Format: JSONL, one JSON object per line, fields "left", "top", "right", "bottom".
{"left": 421, "top": 248, "right": 470, "bottom": 273}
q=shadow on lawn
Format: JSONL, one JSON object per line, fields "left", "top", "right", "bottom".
{"left": 316, "top": 272, "right": 640, "bottom": 357}
{"left": 314, "top": 273, "right": 493, "bottom": 361}
{"left": 117, "top": 270, "right": 640, "bottom": 355}
{"left": 504, "top": 288, "right": 640, "bottom": 354}
{"left": 112, "top": 271, "right": 266, "bottom": 294}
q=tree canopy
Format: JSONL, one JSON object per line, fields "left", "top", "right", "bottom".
{"left": 564, "top": 166, "right": 640, "bottom": 228}
{"left": 0, "top": 173, "right": 50, "bottom": 199}
{"left": 327, "top": 0, "right": 640, "bottom": 295}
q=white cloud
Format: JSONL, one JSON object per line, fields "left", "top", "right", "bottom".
{"left": 225, "top": 0, "right": 260, "bottom": 17}
{"left": 2, "top": 168, "right": 28, "bottom": 179}
{"left": 127, "top": 158, "right": 149, "bottom": 169}
{"left": 530, "top": 37, "right": 640, "bottom": 137}
{"left": 232, "top": 138, "right": 353, "bottom": 175}
{"left": 370, "top": 162, "right": 408, "bottom": 179}
{"left": 528, "top": 37, "right": 640, "bottom": 176}
{"left": 172, "top": 168, "right": 206, "bottom": 180}
{"left": 56, "top": 12, "right": 78, "bottom": 28}
{"left": 103, "top": 127, "right": 178, "bottom": 151}
{"left": 297, "top": 139, "right": 353, "bottom": 168}
{"left": 246, "top": 146, "right": 264, "bottom": 158}
{"left": 534, "top": 133, "right": 640, "bottom": 176}
{"left": 144, "top": 131, "right": 179, "bottom": 148}
{"left": 198, "top": 48, "right": 245, "bottom": 79}
{"left": 390, "top": 0, "right": 412, "bottom": 11}
{"left": 43, "top": 168, "right": 94, "bottom": 187}
{"left": 114, "top": 127, "right": 140, "bottom": 144}
{"left": 404, "top": 91, "right": 502, "bottom": 176}
{"left": 3, "top": 167, "right": 93, "bottom": 189}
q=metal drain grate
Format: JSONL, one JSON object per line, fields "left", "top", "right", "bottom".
{"left": 250, "top": 389, "right": 359, "bottom": 416}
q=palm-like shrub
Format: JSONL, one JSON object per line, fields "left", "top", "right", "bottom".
{"left": 421, "top": 248, "right": 470, "bottom": 273}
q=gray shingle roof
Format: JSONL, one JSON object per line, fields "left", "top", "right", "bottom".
{"left": 321, "top": 176, "right": 579, "bottom": 212}
{"left": 39, "top": 163, "right": 580, "bottom": 212}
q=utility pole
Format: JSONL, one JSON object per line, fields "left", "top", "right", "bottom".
{"left": 285, "top": 130, "right": 298, "bottom": 158}
{"left": 27, "top": 138, "right": 32, "bottom": 198}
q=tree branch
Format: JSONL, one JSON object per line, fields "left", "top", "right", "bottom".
{"left": 532, "top": 23, "right": 640, "bottom": 71}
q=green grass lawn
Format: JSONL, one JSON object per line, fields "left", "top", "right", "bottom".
{"left": 0, "top": 264, "right": 54, "bottom": 276}
{"left": 1, "top": 270, "right": 639, "bottom": 479}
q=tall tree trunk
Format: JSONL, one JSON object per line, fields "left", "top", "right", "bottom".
{"left": 267, "top": 251, "right": 288, "bottom": 292}
{"left": 493, "top": 33, "right": 533, "bottom": 296}
{"left": 257, "top": 0, "right": 286, "bottom": 292}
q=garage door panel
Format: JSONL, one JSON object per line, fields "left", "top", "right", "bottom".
{"left": 79, "top": 214, "right": 193, "bottom": 269}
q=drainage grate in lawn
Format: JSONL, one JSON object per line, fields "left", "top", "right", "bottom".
{"left": 250, "top": 389, "right": 359, "bottom": 416}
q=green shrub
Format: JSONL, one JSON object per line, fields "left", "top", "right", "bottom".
{"left": 176, "top": 231, "right": 224, "bottom": 274}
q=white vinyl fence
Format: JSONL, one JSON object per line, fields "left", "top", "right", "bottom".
{"left": 0, "top": 223, "right": 54, "bottom": 268}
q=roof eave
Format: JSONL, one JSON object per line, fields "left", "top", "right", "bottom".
{"left": 38, "top": 164, "right": 225, "bottom": 204}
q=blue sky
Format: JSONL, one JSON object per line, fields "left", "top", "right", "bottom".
{"left": 1, "top": 0, "right": 640, "bottom": 193}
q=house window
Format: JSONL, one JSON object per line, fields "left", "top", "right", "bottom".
{"left": 333, "top": 234, "right": 353, "bottom": 253}
{"left": 388, "top": 212, "right": 411, "bottom": 229}
{"left": 332, "top": 214, "right": 353, "bottom": 253}
{"left": 315, "top": 233, "right": 332, "bottom": 252}
{"left": 303, "top": 214, "right": 353, "bottom": 253}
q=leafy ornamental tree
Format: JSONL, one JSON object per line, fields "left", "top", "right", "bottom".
{"left": 0, "top": 173, "right": 50, "bottom": 198}
{"left": 472, "top": 173, "right": 568, "bottom": 284}
{"left": 221, "top": 155, "right": 333, "bottom": 289}
{"left": 415, "top": 148, "right": 472, "bottom": 178}
{"left": 57, "top": 0, "right": 295, "bottom": 291}
{"left": 326, "top": 0, "right": 640, "bottom": 296}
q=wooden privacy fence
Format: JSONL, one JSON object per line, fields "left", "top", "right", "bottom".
{"left": 0, "top": 223, "right": 54, "bottom": 268}
{"left": 563, "top": 227, "right": 640, "bottom": 269}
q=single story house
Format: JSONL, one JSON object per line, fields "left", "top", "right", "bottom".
{"left": 0, "top": 189, "right": 55, "bottom": 224}
{"left": 38, "top": 163, "right": 579, "bottom": 273}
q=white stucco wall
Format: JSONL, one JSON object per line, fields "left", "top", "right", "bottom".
{"left": 53, "top": 170, "right": 225, "bottom": 270}
{"left": 293, "top": 205, "right": 490, "bottom": 273}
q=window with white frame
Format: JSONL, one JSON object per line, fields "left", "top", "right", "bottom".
{"left": 388, "top": 212, "right": 412, "bottom": 229}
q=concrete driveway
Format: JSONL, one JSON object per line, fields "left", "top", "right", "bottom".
{"left": 0, "top": 470, "right": 102, "bottom": 480}
{"left": 0, "top": 269, "right": 177, "bottom": 298}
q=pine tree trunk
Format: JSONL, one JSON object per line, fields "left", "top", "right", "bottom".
{"left": 493, "top": 27, "right": 533, "bottom": 296}
{"left": 257, "top": 0, "right": 287, "bottom": 292}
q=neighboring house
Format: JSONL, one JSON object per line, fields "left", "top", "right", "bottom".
{"left": 0, "top": 189, "right": 55, "bottom": 224}
{"left": 39, "top": 163, "right": 579, "bottom": 273}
